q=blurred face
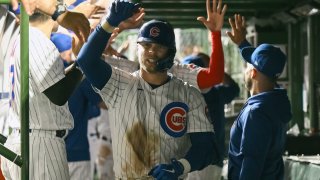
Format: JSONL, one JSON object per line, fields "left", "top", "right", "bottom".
{"left": 137, "top": 42, "right": 169, "bottom": 73}
{"left": 244, "top": 63, "right": 254, "bottom": 90}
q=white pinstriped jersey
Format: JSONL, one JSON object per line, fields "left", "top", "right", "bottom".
{"left": 98, "top": 67, "right": 213, "bottom": 178}
{"left": 7, "top": 27, "right": 73, "bottom": 130}
{"left": 105, "top": 56, "right": 200, "bottom": 90}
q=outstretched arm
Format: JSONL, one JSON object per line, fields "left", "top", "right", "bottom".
{"left": 76, "top": 0, "right": 144, "bottom": 90}
{"left": 227, "top": 14, "right": 247, "bottom": 46}
{"left": 197, "top": 0, "right": 227, "bottom": 89}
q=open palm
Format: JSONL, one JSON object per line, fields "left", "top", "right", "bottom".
{"left": 197, "top": 0, "right": 227, "bottom": 31}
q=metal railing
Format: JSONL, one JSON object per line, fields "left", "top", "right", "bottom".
{"left": 0, "top": 1, "right": 29, "bottom": 180}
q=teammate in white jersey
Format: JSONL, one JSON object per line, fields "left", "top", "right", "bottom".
{"left": 1, "top": 12, "right": 83, "bottom": 180}
{"left": 76, "top": 0, "right": 227, "bottom": 179}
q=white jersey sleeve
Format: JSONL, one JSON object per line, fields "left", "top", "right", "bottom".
{"left": 98, "top": 66, "right": 133, "bottom": 107}
{"left": 103, "top": 55, "right": 139, "bottom": 73}
{"left": 29, "top": 27, "right": 65, "bottom": 93}
{"left": 169, "top": 63, "right": 201, "bottom": 90}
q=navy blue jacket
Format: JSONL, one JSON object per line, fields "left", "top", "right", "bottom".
{"left": 228, "top": 89, "right": 292, "bottom": 180}
{"left": 203, "top": 78, "right": 240, "bottom": 167}
{"left": 65, "top": 79, "right": 102, "bottom": 162}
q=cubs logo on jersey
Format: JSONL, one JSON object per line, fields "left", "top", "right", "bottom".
{"left": 160, "top": 102, "right": 189, "bottom": 137}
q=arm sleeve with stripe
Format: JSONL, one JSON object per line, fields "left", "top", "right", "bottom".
{"left": 197, "top": 31, "right": 224, "bottom": 89}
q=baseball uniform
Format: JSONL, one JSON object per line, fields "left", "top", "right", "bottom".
{"left": 1, "top": 26, "right": 72, "bottom": 180}
{"left": 66, "top": 78, "right": 102, "bottom": 180}
{"left": 103, "top": 31, "right": 224, "bottom": 92}
{"left": 97, "top": 69, "right": 213, "bottom": 179}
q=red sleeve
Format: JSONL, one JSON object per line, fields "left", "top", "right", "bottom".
{"left": 197, "top": 31, "right": 224, "bottom": 89}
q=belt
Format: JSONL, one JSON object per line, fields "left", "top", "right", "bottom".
{"left": 0, "top": 92, "right": 9, "bottom": 99}
{"left": 15, "top": 129, "right": 68, "bottom": 138}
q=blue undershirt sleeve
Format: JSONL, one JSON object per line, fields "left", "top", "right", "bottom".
{"left": 76, "top": 25, "right": 112, "bottom": 90}
{"left": 184, "top": 132, "right": 221, "bottom": 171}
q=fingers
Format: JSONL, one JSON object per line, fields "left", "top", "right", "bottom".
{"left": 228, "top": 17, "right": 236, "bottom": 30}
{"left": 221, "top": 4, "right": 227, "bottom": 16}
{"left": 197, "top": 16, "right": 206, "bottom": 23}
{"left": 206, "top": 0, "right": 210, "bottom": 18}
{"left": 216, "top": 0, "right": 222, "bottom": 13}
{"left": 241, "top": 16, "right": 246, "bottom": 28}
{"left": 212, "top": 0, "right": 217, "bottom": 13}
{"left": 20, "top": 0, "right": 32, "bottom": 15}
{"left": 11, "top": 0, "right": 19, "bottom": 11}
{"left": 226, "top": 31, "right": 233, "bottom": 40}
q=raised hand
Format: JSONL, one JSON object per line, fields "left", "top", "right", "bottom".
{"left": 197, "top": 0, "right": 227, "bottom": 32}
{"left": 117, "top": 7, "right": 145, "bottom": 31}
{"left": 57, "top": 11, "right": 91, "bottom": 43}
{"left": 106, "top": 0, "right": 142, "bottom": 27}
{"left": 226, "top": 14, "right": 247, "bottom": 45}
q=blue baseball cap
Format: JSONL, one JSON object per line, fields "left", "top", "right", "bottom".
{"left": 137, "top": 20, "right": 176, "bottom": 50}
{"left": 240, "top": 44, "right": 286, "bottom": 79}
{"left": 181, "top": 55, "right": 204, "bottom": 67}
{"left": 50, "top": 33, "right": 72, "bottom": 53}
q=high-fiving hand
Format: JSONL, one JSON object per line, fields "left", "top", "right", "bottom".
{"left": 226, "top": 14, "right": 247, "bottom": 45}
{"left": 197, "top": 0, "right": 227, "bottom": 32}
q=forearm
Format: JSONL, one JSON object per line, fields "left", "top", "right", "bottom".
{"left": 183, "top": 132, "right": 220, "bottom": 172}
{"left": 43, "top": 64, "right": 83, "bottom": 106}
{"left": 76, "top": 23, "right": 112, "bottom": 90}
{"left": 197, "top": 31, "right": 224, "bottom": 89}
{"left": 35, "top": 0, "right": 57, "bottom": 16}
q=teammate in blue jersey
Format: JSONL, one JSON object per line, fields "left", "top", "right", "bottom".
{"left": 182, "top": 54, "right": 240, "bottom": 180}
{"left": 66, "top": 78, "right": 103, "bottom": 180}
{"left": 226, "top": 14, "right": 292, "bottom": 180}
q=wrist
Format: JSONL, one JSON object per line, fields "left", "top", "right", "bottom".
{"left": 101, "top": 19, "right": 115, "bottom": 33}
{"left": 178, "top": 158, "right": 191, "bottom": 174}
{"left": 51, "top": 1, "right": 67, "bottom": 21}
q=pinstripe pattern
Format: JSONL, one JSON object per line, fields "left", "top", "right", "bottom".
{"left": 1, "top": 25, "right": 72, "bottom": 180}
{"left": 1, "top": 130, "right": 70, "bottom": 180}
{"left": 104, "top": 57, "right": 201, "bottom": 90}
{"left": 8, "top": 27, "right": 73, "bottom": 130}
{"left": 98, "top": 67, "right": 213, "bottom": 179}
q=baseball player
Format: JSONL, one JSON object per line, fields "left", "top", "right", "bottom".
{"left": 182, "top": 55, "right": 240, "bottom": 180}
{"left": 1, "top": 12, "right": 83, "bottom": 179}
{"left": 76, "top": 0, "right": 227, "bottom": 179}
{"left": 227, "top": 14, "right": 292, "bottom": 180}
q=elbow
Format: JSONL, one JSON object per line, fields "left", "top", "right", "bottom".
{"left": 49, "top": 98, "right": 68, "bottom": 106}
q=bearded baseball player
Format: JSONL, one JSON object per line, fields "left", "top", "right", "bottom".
{"left": 76, "top": 0, "right": 227, "bottom": 179}
{"left": 1, "top": 11, "right": 83, "bottom": 179}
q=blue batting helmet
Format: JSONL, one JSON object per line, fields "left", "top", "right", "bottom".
{"left": 137, "top": 19, "right": 176, "bottom": 71}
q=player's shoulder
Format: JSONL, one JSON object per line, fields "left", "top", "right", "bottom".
{"left": 29, "top": 27, "right": 57, "bottom": 50}
{"left": 170, "top": 75, "right": 199, "bottom": 91}
{"left": 171, "top": 62, "right": 201, "bottom": 72}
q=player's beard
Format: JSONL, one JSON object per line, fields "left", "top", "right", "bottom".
{"left": 244, "top": 74, "right": 252, "bottom": 91}
{"left": 139, "top": 57, "right": 161, "bottom": 74}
